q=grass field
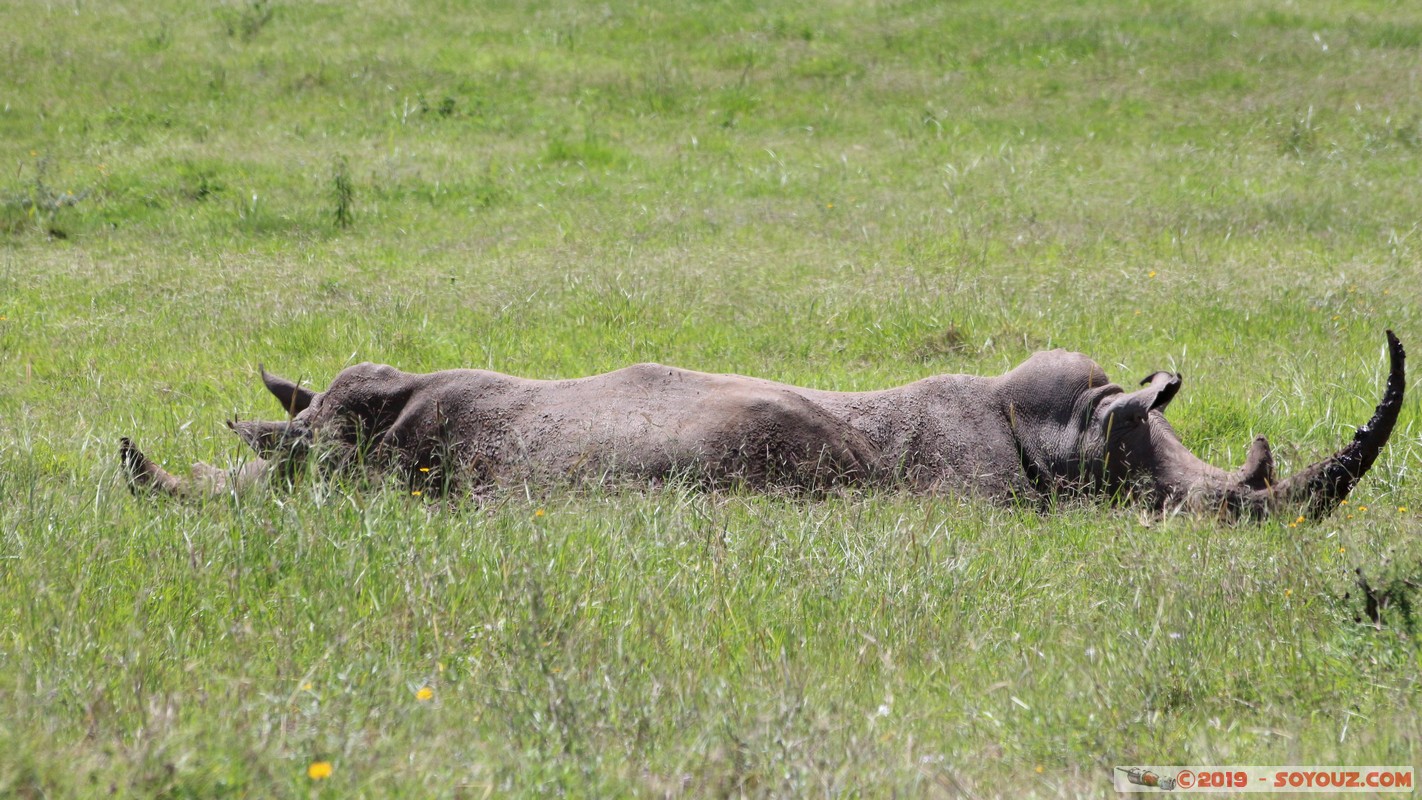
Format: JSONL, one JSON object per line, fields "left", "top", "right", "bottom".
{"left": 2, "top": 0, "right": 1421, "bottom": 796}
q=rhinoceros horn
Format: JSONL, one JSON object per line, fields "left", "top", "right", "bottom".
{"left": 1268, "top": 330, "right": 1406, "bottom": 518}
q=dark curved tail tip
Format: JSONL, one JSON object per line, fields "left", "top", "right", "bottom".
{"left": 119, "top": 436, "right": 170, "bottom": 496}
{"left": 119, "top": 436, "right": 139, "bottom": 467}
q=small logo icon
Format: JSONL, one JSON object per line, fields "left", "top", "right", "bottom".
{"left": 1117, "top": 767, "right": 1177, "bottom": 791}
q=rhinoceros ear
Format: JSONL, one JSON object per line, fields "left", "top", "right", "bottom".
{"left": 1136, "top": 370, "right": 1181, "bottom": 411}
{"left": 1099, "top": 371, "right": 1182, "bottom": 429}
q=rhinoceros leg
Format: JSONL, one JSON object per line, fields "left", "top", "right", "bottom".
{"left": 119, "top": 437, "right": 272, "bottom": 497}
{"left": 259, "top": 364, "right": 315, "bottom": 417}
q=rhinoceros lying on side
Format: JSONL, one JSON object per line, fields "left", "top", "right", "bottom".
{"left": 122, "top": 331, "right": 1405, "bottom": 519}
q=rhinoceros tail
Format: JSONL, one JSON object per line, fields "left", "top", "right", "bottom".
{"left": 119, "top": 437, "right": 182, "bottom": 496}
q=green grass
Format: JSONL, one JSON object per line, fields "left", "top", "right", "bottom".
{"left": 2, "top": 0, "right": 1421, "bottom": 796}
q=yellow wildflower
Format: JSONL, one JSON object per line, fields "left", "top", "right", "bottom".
{"left": 1148, "top": 270, "right": 1157, "bottom": 278}
{"left": 416, "top": 686, "right": 434, "bottom": 702}
{"left": 1399, "top": 506, "right": 1408, "bottom": 513}
{"left": 1285, "top": 588, "right": 1293, "bottom": 597}
{"left": 534, "top": 508, "right": 545, "bottom": 518}
{"left": 411, "top": 490, "right": 422, "bottom": 497}
{"left": 308, "top": 761, "right": 333, "bottom": 780}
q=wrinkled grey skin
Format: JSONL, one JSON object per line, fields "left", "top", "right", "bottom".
{"left": 122, "top": 331, "right": 1405, "bottom": 519}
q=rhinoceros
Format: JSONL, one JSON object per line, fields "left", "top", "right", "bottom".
{"left": 121, "top": 331, "right": 1405, "bottom": 519}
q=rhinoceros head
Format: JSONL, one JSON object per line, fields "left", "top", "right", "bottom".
{"left": 1082, "top": 331, "right": 1405, "bottom": 518}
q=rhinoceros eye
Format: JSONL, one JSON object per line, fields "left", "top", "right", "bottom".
{"left": 1098, "top": 403, "right": 1146, "bottom": 435}
{"left": 1097, "top": 395, "right": 1156, "bottom": 432}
